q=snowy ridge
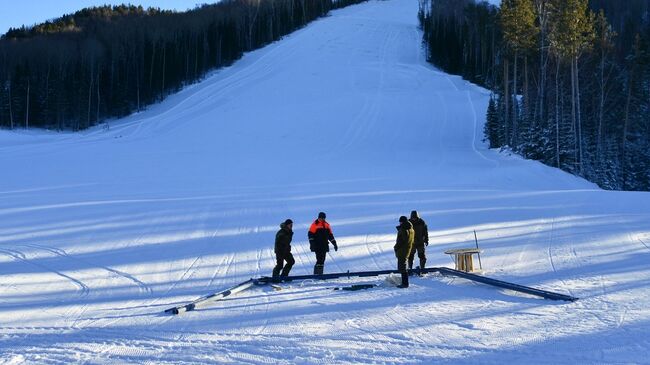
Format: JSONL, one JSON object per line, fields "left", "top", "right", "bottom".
{"left": 1, "top": 0, "right": 650, "bottom": 363}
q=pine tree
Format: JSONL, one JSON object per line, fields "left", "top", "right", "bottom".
{"left": 484, "top": 95, "right": 502, "bottom": 148}
{"left": 548, "top": 0, "right": 595, "bottom": 175}
{"left": 500, "top": 0, "right": 538, "bottom": 147}
{"left": 593, "top": 10, "right": 616, "bottom": 165}
{"left": 621, "top": 35, "right": 642, "bottom": 190}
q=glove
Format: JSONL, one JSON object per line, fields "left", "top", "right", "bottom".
{"left": 332, "top": 240, "right": 338, "bottom": 251}
{"left": 425, "top": 241, "right": 429, "bottom": 247}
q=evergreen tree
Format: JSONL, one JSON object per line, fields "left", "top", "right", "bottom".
{"left": 484, "top": 95, "right": 502, "bottom": 148}
{"left": 593, "top": 9, "right": 617, "bottom": 166}
{"left": 548, "top": 0, "right": 595, "bottom": 175}
{"left": 500, "top": 0, "right": 538, "bottom": 146}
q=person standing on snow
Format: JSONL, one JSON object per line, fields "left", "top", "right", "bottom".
{"left": 394, "top": 216, "right": 414, "bottom": 288}
{"left": 272, "top": 219, "right": 295, "bottom": 282}
{"left": 408, "top": 210, "right": 429, "bottom": 271}
{"left": 308, "top": 212, "right": 337, "bottom": 275}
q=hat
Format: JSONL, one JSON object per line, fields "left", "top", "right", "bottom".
{"left": 399, "top": 216, "right": 408, "bottom": 223}
{"left": 410, "top": 210, "right": 419, "bottom": 219}
{"left": 318, "top": 212, "right": 326, "bottom": 219}
{"left": 283, "top": 219, "right": 293, "bottom": 226}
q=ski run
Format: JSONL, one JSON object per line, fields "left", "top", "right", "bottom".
{"left": 2, "top": 0, "right": 650, "bottom": 363}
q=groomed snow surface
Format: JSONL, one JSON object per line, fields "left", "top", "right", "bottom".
{"left": 2, "top": 0, "right": 650, "bottom": 363}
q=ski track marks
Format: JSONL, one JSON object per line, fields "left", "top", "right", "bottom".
{"left": 364, "top": 234, "right": 384, "bottom": 271}
{"left": 122, "top": 24, "right": 305, "bottom": 142}
{"left": 0, "top": 246, "right": 90, "bottom": 298}
{"left": 20, "top": 243, "right": 152, "bottom": 295}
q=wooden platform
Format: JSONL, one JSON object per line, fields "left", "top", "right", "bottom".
{"left": 444, "top": 248, "right": 481, "bottom": 272}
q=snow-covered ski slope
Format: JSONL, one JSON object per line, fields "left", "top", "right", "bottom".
{"left": 2, "top": 0, "right": 650, "bottom": 363}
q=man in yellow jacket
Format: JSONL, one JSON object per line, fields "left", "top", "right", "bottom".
{"left": 394, "top": 216, "right": 414, "bottom": 288}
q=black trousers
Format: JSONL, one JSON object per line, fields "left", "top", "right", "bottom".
{"left": 397, "top": 256, "right": 409, "bottom": 287}
{"left": 314, "top": 251, "right": 326, "bottom": 274}
{"left": 315, "top": 251, "right": 326, "bottom": 265}
{"left": 397, "top": 256, "right": 408, "bottom": 273}
{"left": 272, "top": 251, "right": 295, "bottom": 277}
{"left": 408, "top": 244, "right": 427, "bottom": 269}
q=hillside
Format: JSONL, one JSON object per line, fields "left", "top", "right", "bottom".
{"left": 1, "top": 0, "right": 650, "bottom": 363}
{"left": 0, "top": 0, "right": 361, "bottom": 131}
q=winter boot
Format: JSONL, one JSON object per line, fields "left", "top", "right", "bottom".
{"left": 397, "top": 272, "right": 409, "bottom": 288}
{"left": 314, "top": 264, "right": 324, "bottom": 275}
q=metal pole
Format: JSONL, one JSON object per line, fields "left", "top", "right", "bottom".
{"left": 474, "top": 230, "right": 483, "bottom": 270}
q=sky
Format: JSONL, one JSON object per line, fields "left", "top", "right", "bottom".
{"left": 0, "top": 1, "right": 209, "bottom": 35}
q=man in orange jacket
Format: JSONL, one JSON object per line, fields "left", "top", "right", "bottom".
{"left": 308, "top": 212, "right": 337, "bottom": 275}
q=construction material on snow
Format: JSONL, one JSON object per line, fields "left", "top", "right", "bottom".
{"left": 445, "top": 248, "right": 481, "bottom": 272}
{"left": 334, "top": 284, "right": 377, "bottom": 291}
{"left": 164, "top": 279, "right": 255, "bottom": 315}
{"left": 164, "top": 267, "right": 576, "bottom": 314}
{"left": 256, "top": 268, "right": 417, "bottom": 283}
{"left": 437, "top": 268, "right": 578, "bottom": 302}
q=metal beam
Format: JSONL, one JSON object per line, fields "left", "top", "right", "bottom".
{"left": 163, "top": 267, "right": 577, "bottom": 315}
{"left": 437, "top": 267, "right": 578, "bottom": 302}
{"left": 254, "top": 267, "right": 438, "bottom": 283}
{"left": 164, "top": 279, "right": 255, "bottom": 315}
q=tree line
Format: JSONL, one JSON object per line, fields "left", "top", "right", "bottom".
{"left": 0, "top": 0, "right": 367, "bottom": 131}
{"left": 419, "top": 0, "right": 650, "bottom": 191}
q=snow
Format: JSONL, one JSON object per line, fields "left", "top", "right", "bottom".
{"left": 1, "top": 0, "right": 650, "bottom": 363}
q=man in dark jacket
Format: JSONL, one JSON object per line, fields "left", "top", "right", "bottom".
{"left": 394, "top": 216, "right": 414, "bottom": 288}
{"left": 408, "top": 210, "right": 429, "bottom": 271}
{"left": 308, "top": 212, "right": 337, "bottom": 275}
{"left": 272, "top": 219, "right": 295, "bottom": 281}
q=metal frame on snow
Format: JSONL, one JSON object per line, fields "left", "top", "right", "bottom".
{"left": 164, "top": 267, "right": 577, "bottom": 315}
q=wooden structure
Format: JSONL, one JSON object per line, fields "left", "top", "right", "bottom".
{"left": 444, "top": 248, "right": 481, "bottom": 272}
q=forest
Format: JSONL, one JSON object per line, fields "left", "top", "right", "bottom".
{"left": 419, "top": 0, "right": 650, "bottom": 191}
{"left": 0, "top": 0, "right": 365, "bottom": 131}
